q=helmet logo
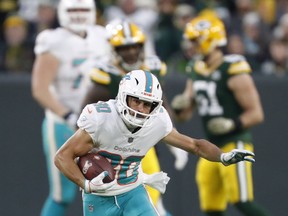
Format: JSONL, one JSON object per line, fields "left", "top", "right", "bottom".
{"left": 196, "top": 20, "right": 211, "bottom": 30}
{"left": 144, "top": 92, "right": 152, "bottom": 97}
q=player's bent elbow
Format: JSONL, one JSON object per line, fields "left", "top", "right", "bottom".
{"left": 54, "top": 154, "right": 60, "bottom": 169}
{"left": 258, "top": 115, "right": 264, "bottom": 124}
{"left": 54, "top": 152, "right": 64, "bottom": 170}
{"left": 31, "top": 85, "right": 44, "bottom": 102}
{"left": 31, "top": 85, "right": 38, "bottom": 99}
{"left": 255, "top": 111, "right": 264, "bottom": 125}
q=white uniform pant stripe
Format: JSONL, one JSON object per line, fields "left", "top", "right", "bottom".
{"left": 47, "top": 117, "right": 62, "bottom": 202}
{"left": 144, "top": 186, "right": 160, "bottom": 216}
{"left": 237, "top": 141, "right": 248, "bottom": 202}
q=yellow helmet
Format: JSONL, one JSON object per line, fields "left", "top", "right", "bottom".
{"left": 184, "top": 15, "right": 227, "bottom": 55}
{"left": 106, "top": 20, "right": 146, "bottom": 71}
{"left": 107, "top": 21, "right": 146, "bottom": 47}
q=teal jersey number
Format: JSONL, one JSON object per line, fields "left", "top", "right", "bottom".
{"left": 95, "top": 102, "right": 143, "bottom": 185}
{"left": 72, "top": 58, "right": 86, "bottom": 89}
{"left": 99, "top": 152, "right": 143, "bottom": 185}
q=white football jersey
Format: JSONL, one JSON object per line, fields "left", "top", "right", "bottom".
{"left": 77, "top": 100, "right": 173, "bottom": 195}
{"left": 34, "top": 26, "right": 111, "bottom": 114}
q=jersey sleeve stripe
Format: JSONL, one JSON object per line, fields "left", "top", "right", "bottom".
{"left": 90, "top": 68, "right": 111, "bottom": 85}
{"left": 228, "top": 61, "right": 252, "bottom": 75}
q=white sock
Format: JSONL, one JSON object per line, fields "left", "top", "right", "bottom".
{"left": 156, "top": 197, "right": 167, "bottom": 216}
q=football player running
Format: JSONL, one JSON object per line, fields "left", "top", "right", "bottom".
{"left": 80, "top": 20, "right": 187, "bottom": 216}
{"left": 31, "top": 0, "right": 111, "bottom": 215}
{"left": 171, "top": 14, "right": 271, "bottom": 216}
{"left": 55, "top": 69, "right": 255, "bottom": 216}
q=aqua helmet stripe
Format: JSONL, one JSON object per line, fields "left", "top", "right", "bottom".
{"left": 144, "top": 70, "right": 153, "bottom": 93}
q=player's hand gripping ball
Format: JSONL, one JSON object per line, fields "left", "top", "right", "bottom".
{"left": 77, "top": 152, "right": 115, "bottom": 183}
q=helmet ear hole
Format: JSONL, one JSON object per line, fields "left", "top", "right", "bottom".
{"left": 135, "top": 78, "right": 139, "bottom": 85}
{"left": 157, "top": 83, "right": 160, "bottom": 90}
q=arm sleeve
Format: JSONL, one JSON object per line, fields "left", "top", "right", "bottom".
{"left": 34, "top": 30, "right": 54, "bottom": 55}
{"left": 77, "top": 104, "right": 99, "bottom": 144}
{"left": 160, "top": 107, "right": 173, "bottom": 137}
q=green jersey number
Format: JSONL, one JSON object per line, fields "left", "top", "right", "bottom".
{"left": 194, "top": 80, "right": 223, "bottom": 116}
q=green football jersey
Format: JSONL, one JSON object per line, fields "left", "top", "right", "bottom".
{"left": 89, "top": 55, "right": 167, "bottom": 98}
{"left": 186, "top": 54, "right": 253, "bottom": 147}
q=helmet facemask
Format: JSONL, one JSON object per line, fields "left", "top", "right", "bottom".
{"left": 58, "top": 0, "right": 96, "bottom": 33}
{"left": 116, "top": 70, "right": 163, "bottom": 128}
{"left": 120, "top": 95, "right": 162, "bottom": 128}
{"left": 115, "top": 43, "right": 145, "bottom": 71}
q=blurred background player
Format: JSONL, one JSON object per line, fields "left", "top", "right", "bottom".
{"left": 0, "top": 14, "right": 34, "bottom": 73}
{"left": 80, "top": 20, "right": 188, "bottom": 216}
{"left": 103, "top": 0, "right": 158, "bottom": 56}
{"left": 171, "top": 14, "right": 271, "bottom": 216}
{"left": 31, "top": 0, "right": 111, "bottom": 215}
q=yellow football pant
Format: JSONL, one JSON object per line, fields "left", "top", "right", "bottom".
{"left": 142, "top": 147, "right": 161, "bottom": 205}
{"left": 196, "top": 142, "right": 254, "bottom": 211}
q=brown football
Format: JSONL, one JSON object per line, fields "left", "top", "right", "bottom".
{"left": 77, "top": 152, "right": 115, "bottom": 183}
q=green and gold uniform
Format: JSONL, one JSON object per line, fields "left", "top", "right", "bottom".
{"left": 186, "top": 54, "right": 255, "bottom": 211}
{"left": 90, "top": 56, "right": 166, "bottom": 97}
{"left": 89, "top": 55, "right": 167, "bottom": 205}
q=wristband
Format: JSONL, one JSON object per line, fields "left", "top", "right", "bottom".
{"left": 84, "top": 179, "right": 91, "bottom": 193}
{"left": 63, "top": 111, "right": 73, "bottom": 120}
{"left": 232, "top": 117, "right": 243, "bottom": 132}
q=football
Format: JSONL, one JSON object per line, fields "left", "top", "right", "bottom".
{"left": 77, "top": 152, "right": 115, "bottom": 183}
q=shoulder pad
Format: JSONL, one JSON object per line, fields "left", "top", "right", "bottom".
{"left": 88, "top": 25, "right": 110, "bottom": 39}
{"left": 194, "top": 60, "right": 207, "bottom": 74}
{"left": 225, "top": 55, "right": 252, "bottom": 75}
{"left": 90, "top": 64, "right": 120, "bottom": 85}
{"left": 224, "top": 54, "right": 246, "bottom": 63}
{"left": 160, "top": 62, "right": 167, "bottom": 76}
{"left": 34, "top": 29, "right": 56, "bottom": 54}
{"left": 89, "top": 62, "right": 121, "bottom": 85}
{"left": 90, "top": 68, "right": 111, "bottom": 85}
{"left": 94, "top": 61, "right": 120, "bottom": 75}
{"left": 77, "top": 104, "right": 98, "bottom": 135}
{"left": 144, "top": 55, "right": 167, "bottom": 76}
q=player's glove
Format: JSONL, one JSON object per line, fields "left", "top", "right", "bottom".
{"left": 220, "top": 149, "right": 255, "bottom": 166}
{"left": 207, "top": 117, "right": 242, "bottom": 135}
{"left": 142, "top": 171, "right": 170, "bottom": 194}
{"left": 169, "top": 146, "right": 189, "bottom": 170}
{"left": 84, "top": 171, "right": 117, "bottom": 193}
{"left": 63, "top": 111, "right": 78, "bottom": 130}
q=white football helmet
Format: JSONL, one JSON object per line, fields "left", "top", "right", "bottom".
{"left": 57, "top": 0, "right": 96, "bottom": 32}
{"left": 116, "top": 70, "right": 163, "bottom": 128}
